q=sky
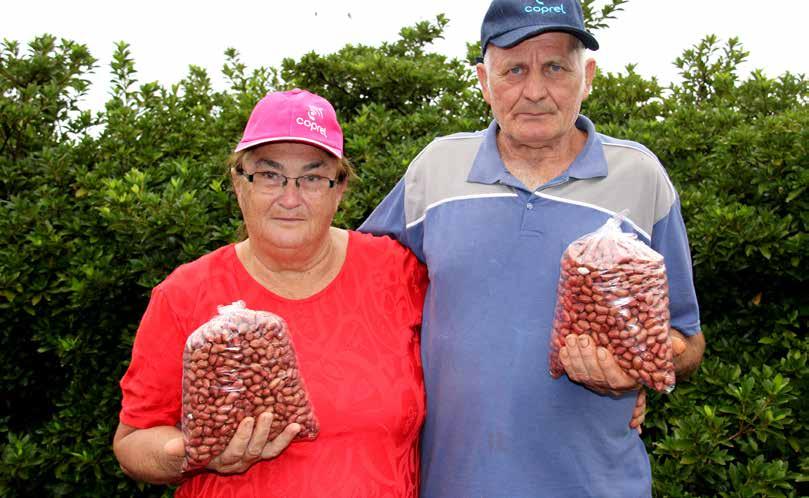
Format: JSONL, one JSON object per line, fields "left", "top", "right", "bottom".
{"left": 3, "top": 0, "right": 808, "bottom": 112}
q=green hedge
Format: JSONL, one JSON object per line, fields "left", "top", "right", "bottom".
{"left": 1, "top": 15, "right": 806, "bottom": 498}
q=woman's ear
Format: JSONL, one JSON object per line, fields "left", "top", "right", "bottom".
{"left": 231, "top": 168, "right": 247, "bottom": 211}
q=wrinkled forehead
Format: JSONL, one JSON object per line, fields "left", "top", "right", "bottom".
{"left": 488, "top": 31, "right": 583, "bottom": 60}
{"left": 246, "top": 142, "right": 337, "bottom": 171}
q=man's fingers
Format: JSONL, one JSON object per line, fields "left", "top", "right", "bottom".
{"left": 577, "top": 335, "right": 606, "bottom": 382}
{"left": 261, "top": 423, "right": 301, "bottom": 459}
{"left": 671, "top": 335, "right": 687, "bottom": 356}
{"left": 597, "top": 347, "right": 637, "bottom": 391}
{"left": 562, "top": 336, "right": 641, "bottom": 396}
{"left": 561, "top": 334, "right": 590, "bottom": 381}
{"left": 632, "top": 389, "right": 646, "bottom": 417}
{"left": 629, "top": 389, "right": 646, "bottom": 433}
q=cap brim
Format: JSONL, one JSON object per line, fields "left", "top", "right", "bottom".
{"left": 489, "top": 25, "right": 599, "bottom": 52}
{"left": 234, "top": 136, "right": 342, "bottom": 158}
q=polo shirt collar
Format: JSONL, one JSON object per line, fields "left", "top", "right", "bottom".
{"left": 467, "top": 115, "right": 608, "bottom": 186}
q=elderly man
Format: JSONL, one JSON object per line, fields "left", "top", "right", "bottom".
{"left": 361, "top": 0, "right": 705, "bottom": 496}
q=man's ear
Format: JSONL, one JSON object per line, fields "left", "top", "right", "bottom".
{"left": 476, "top": 62, "right": 492, "bottom": 105}
{"left": 583, "top": 58, "right": 597, "bottom": 100}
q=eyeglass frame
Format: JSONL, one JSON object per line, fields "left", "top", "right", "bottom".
{"left": 235, "top": 166, "right": 339, "bottom": 193}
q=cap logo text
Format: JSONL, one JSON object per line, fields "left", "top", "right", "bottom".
{"left": 296, "top": 105, "right": 327, "bottom": 138}
{"left": 525, "top": 0, "right": 567, "bottom": 14}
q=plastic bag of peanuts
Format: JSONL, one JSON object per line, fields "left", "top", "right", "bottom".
{"left": 181, "top": 301, "right": 319, "bottom": 471}
{"left": 548, "top": 214, "right": 676, "bottom": 393}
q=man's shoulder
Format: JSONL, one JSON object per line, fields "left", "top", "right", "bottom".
{"left": 432, "top": 129, "right": 487, "bottom": 146}
{"left": 595, "top": 133, "right": 673, "bottom": 187}
{"left": 403, "top": 129, "right": 487, "bottom": 186}
{"left": 411, "top": 130, "right": 486, "bottom": 165}
{"left": 598, "top": 133, "right": 661, "bottom": 164}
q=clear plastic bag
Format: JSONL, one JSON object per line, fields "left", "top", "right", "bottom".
{"left": 181, "top": 301, "right": 319, "bottom": 471}
{"left": 549, "top": 214, "right": 676, "bottom": 393}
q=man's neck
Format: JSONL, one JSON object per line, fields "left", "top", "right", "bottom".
{"left": 497, "top": 127, "right": 588, "bottom": 191}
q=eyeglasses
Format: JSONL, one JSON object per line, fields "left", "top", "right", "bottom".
{"left": 236, "top": 168, "right": 338, "bottom": 195}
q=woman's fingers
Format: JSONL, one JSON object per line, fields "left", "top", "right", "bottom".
{"left": 214, "top": 416, "right": 255, "bottom": 467}
{"left": 245, "top": 412, "right": 274, "bottom": 458}
{"left": 261, "top": 423, "right": 302, "bottom": 459}
{"left": 206, "top": 413, "right": 298, "bottom": 473}
{"left": 163, "top": 436, "right": 185, "bottom": 458}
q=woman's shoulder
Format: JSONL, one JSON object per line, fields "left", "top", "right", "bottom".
{"left": 156, "top": 244, "right": 237, "bottom": 295}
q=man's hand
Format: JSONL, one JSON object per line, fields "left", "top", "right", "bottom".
{"left": 163, "top": 412, "right": 301, "bottom": 475}
{"left": 559, "top": 334, "right": 646, "bottom": 432}
{"left": 629, "top": 389, "right": 646, "bottom": 434}
{"left": 559, "top": 334, "right": 639, "bottom": 396}
{"left": 559, "top": 328, "right": 704, "bottom": 433}
{"left": 669, "top": 329, "right": 705, "bottom": 379}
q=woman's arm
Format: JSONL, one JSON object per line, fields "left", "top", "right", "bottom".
{"left": 113, "top": 422, "right": 185, "bottom": 484}
{"left": 113, "top": 413, "right": 302, "bottom": 484}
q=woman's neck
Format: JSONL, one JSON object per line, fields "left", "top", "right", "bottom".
{"left": 236, "top": 228, "right": 349, "bottom": 299}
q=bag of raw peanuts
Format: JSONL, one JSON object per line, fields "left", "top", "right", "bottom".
{"left": 181, "top": 301, "right": 319, "bottom": 471}
{"left": 549, "top": 214, "right": 676, "bottom": 393}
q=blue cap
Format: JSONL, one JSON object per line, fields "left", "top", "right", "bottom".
{"left": 480, "top": 0, "right": 599, "bottom": 56}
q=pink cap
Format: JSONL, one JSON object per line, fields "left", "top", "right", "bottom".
{"left": 235, "top": 89, "right": 343, "bottom": 158}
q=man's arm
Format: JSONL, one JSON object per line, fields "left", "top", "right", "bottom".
{"left": 359, "top": 178, "right": 408, "bottom": 242}
{"left": 670, "top": 329, "right": 705, "bottom": 379}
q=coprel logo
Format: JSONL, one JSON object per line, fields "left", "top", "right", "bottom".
{"left": 307, "top": 105, "right": 324, "bottom": 121}
{"left": 525, "top": 0, "right": 567, "bottom": 14}
{"left": 296, "top": 105, "right": 327, "bottom": 137}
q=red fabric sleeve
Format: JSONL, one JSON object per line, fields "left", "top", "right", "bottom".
{"left": 403, "top": 249, "right": 428, "bottom": 329}
{"left": 119, "top": 286, "right": 187, "bottom": 428}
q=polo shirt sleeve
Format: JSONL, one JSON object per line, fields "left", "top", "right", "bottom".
{"left": 119, "top": 286, "right": 186, "bottom": 428}
{"left": 651, "top": 197, "right": 701, "bottom": 336}
{"left": 359, "top": 178, "right": 427, "bottom": 263}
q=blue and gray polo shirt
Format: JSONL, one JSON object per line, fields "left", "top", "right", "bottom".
{"left": 360, "top": 115, "right": 701, "bottom": 498}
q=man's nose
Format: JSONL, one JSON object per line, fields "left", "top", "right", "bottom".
{"left": 523, "top": 68, "right": 548, "bottom": 101}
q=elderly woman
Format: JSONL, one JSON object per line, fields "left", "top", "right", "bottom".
{"left": 113, "top": 89, "right": 427, "bottom": 497}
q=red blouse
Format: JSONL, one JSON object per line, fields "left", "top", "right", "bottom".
{"left": 120, "top": 231, "right": 427, "bottom": 497}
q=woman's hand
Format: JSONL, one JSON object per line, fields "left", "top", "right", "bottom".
{"left": 163, "top": 412, "right": 302, "bottom": 475}
{"left": 113, "top": 412, "right": 301, "bottom": 484}
{"left": 207, "top": 412, "right": 301, "bottom": 474}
